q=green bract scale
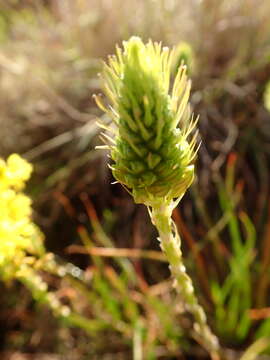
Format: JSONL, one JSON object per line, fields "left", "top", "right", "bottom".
{"left": 95, "top": 36, "right": 198, "bottom": 206}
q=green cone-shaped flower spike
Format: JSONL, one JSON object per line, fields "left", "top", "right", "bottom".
{"left": 95, "top": 36, "right": 198, "bottom": 207}
{"left": 95, "top": 37, "right": 220, "bottom": 359}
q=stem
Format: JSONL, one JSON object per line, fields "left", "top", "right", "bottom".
{"left": 151, "top": 202, "right": 221, "bottom": 359}
{"left": 17, "top": 267, "right": 108, "bottom": 335}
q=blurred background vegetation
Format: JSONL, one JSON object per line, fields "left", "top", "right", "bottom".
{"left": 1, "top": 0, "right": 270, "bottom": 359}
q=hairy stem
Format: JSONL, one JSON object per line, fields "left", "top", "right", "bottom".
{"left": 18, "top": 268, "right": 108, "bottom": 335}
{"left": 151, "top": 202, "right": 220, "bottom": 359}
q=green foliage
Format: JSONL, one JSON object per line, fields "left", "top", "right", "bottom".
{"left": 215, "top": 165, "right": 254, "bottom": 340}
{"left": 208, "top": 157, "right": 270, "bottom": 346}
{"left": 211, "top": 189, "right": 255, "bottom": 342}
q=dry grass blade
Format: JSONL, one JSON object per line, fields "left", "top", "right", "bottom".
{"left": 66, "top": 245, "right": 166, "bottom": 262}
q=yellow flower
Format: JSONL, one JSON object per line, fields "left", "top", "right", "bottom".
{"left": 0, "top": 153, "right": 33, "bottom": 191}
{"left": 0, "top": 154, "right": 43, "bottom": 279}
